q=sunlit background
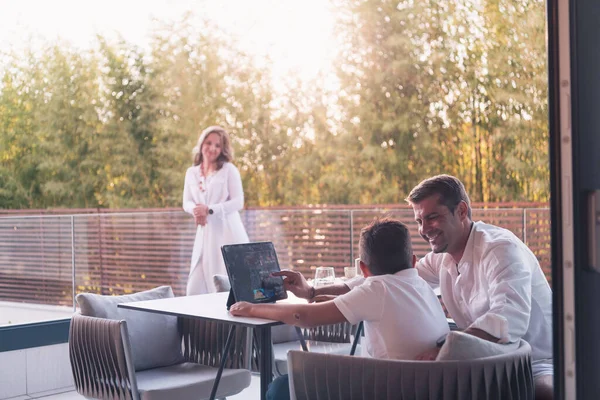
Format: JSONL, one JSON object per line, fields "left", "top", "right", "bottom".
{"left": 0, "top": 0, "right": 338, "bottom": 86}
{"left": 0, "top": 0, "right": 550, "bottom": 208}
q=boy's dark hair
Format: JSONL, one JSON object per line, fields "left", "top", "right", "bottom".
{"left": 405, "top": 174, "right": 472, "bottom": 218}
{"left": 359, "top": 218, "right": 413, "bottom": 276}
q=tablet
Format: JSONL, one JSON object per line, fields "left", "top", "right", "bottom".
{"left": 221, "top": 241, "right": 288, "bottom": 305}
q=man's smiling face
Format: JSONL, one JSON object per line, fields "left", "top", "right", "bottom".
{"left": 412, "top": 194, "right": 466, "bottom": 255}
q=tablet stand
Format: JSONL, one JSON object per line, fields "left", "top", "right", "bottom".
{"left": 226, "top": 288, "right": 236, "bottom": 310}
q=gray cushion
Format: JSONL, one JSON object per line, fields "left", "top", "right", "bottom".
{"left": 213, "top": 274, "right": 231, "bottom": 292}
{"left": 273, "top": 340, "right": 359, "bottom": 376}
{"left": 272, "top": 324, "right": 300, "bottom": 344}
{"left": 436, "top": 331, "right": 519, "bottom": 361}
{"left": 76, "top": 286, "right": 184, "bottom": 371}
{"left": 136, "top": 362, "right": 251, "bottom": 400}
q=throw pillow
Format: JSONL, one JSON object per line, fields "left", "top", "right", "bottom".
{"left": 436, "top": 331, "right": 520, "bottom": 361}
{"left": 213, "top": 274, "right": 231, "bottom": 292}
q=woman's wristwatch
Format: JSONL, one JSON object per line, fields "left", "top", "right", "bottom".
{"left": 208, "top": 208, "right": 214, "bottom": 215}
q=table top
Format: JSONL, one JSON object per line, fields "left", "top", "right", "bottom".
{"left": 118, "top": 291, "right": 283, "bottom": 328}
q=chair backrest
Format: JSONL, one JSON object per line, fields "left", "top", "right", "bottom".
{"left": 69, "top": 313, "right": 139, "bottom": 400}
{"left": 213, "top": 274, "right": 232, "bottom": 292}
{"left": 75, "top": 286, "right": 184, "bottom": 371}
{"left": 287, "top": 339, "right": 534, "bottom": 400}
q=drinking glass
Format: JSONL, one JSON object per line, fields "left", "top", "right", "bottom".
{"left": 344, "top": 266, "right": 357, "bottom": 279}
{"left": 314, "top": 267, "right": 335, "bottom": 288}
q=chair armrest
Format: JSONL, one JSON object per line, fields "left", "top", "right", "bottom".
{"left": 69, "top": 313, "right": 138, "bottom": 400}
{"left": 179, "top": 317, "right": 252, "bottom": 369}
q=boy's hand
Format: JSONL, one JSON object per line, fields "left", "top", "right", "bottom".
{"left": 229, "top": 301, "right": 254, "bottom": 317}
{"left": 272, "top": 270, "right": 312, "bottom": 299}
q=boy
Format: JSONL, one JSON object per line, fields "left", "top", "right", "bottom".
{"left": 230, "top": 218, "right": 449, "bottom": 399}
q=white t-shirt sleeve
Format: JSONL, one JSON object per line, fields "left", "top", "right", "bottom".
{"left": 344, "top": 275, "right": 366, "bottom": 290}
{"left": 333, "top": 280, "right": 384, "bottom": 325}
{"left": 469, "top": 243, "right": 532, "bottom": 343}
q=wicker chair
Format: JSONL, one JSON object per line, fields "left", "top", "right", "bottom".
{"left": 287, "top": 338, "right": 534, "bottom": 400}
{"left": 68, "top": 286, "right": 252, "bottom": 400}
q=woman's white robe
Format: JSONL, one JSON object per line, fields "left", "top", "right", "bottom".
{"left": 182, "top": 162, "right": 249, "bottom": 294}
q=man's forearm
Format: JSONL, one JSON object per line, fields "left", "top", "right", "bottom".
{"left": 312, "top": 283, "right": 350, "bottom": 299}
{"left": 464, "top": 327, "right": 501, "bottom": 343}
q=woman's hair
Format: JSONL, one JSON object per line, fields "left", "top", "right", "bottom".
{"left": 192, "top": 126, "right": 233, "bottom": 169}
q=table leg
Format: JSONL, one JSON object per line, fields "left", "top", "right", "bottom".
{"left": 258, "top": 326, "right": 273, "bottom": 400}
{"left": 209, "top": 325, "right": 236, "bottom": 400}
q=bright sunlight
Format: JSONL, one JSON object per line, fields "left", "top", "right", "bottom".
{"left": 0, "top": 0, "right": 338, "bottom": 86}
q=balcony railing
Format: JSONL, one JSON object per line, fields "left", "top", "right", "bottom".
{"left": 0, "top": 206, "right": 551, "bottom": 326}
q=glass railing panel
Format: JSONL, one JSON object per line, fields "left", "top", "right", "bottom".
{"left": 0, "top": 215, "right": 75, "bottom": 326}
{"left": 0, "top": 206, "right": 552, "bottom": 328}
{"left": 243, "top": 209, "right": 353, "bottom": 280}
{"left": 73, "top": 211, "right": 193, "bottom": 297}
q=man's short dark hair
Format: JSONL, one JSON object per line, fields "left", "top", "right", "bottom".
{"left": 405, "top": 174, "right": 472, "bottom": 218}
{"left": 359, "top": 218, "right": 413, "bottom": 276}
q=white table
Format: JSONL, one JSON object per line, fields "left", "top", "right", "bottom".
{"left": 118, "top": 292, "right": 281, "bottom": 400}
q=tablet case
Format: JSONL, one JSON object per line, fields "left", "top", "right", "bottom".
{"left": 221, "top": 241, "right": 288, "bottom": 309}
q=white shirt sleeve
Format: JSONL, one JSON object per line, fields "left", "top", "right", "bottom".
{"left": 468, "top": 243, "right": 532, "bottom": 343}
{"left": 416, "top": 253, "right": 440, "bottom": 289}
{"left": 209, "top": 164, "right": 245, "bottom": 218}
{"left": 333, "top": 280, "right": 384, "bottom": 325}
{"left": 182, "top": 169, "right": 196, "bottom": 215}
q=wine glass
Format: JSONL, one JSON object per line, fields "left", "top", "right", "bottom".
{"left": 314, "top": 267, "right": 335, "bottom": 288}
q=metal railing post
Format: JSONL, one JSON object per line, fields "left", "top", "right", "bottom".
{"left": 350, "top": 210, "right": 354, "bottom": 266}
{"left": 71, "top": 215, "right": 76, "bottom": 310}
{"left": 523, "top": 208, "right": 527, "bottom": 244}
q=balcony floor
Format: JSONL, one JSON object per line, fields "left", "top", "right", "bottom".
{"left": 22, "top": 374, "right": 261, "bottom": 400}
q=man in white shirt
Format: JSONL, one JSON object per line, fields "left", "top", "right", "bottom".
{"left": 406, "top": 174, "right": 553, "bottom": 400}
{"left": 282, "top": 175, "right": 553, "bottom": 400}
{"left": 230, "top": 218, "right": 449, "bottom": 400}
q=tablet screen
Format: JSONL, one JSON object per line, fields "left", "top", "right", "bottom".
{"left": 221, "top": 242, "right": 288, "bottom": 303}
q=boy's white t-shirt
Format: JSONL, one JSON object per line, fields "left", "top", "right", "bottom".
{"left": 333, "top": 268, "right": 449, "bottom": 360}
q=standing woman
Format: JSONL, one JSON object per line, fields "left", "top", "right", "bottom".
{"left": 183, "top": 126, "right": 249, "bottom": 294}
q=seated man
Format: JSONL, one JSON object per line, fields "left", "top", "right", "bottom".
{"left": 230, "top": 218, "right": 449, "bottom": 400}
{"left": 283, "top": 175, "right": 554, "bottom": 400}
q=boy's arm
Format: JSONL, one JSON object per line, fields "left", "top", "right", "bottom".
{"left": 229, "top": 301, "right": 347, "bottom": 328}
{"left": 273, "top": 270, "right": 352, "bottom": 300}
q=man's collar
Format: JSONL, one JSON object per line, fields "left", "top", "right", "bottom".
{"left": 458, "top": 221, "right": 476, "bottom": 265}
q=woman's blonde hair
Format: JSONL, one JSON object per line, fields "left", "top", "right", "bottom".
{"left": 192, "top": 125, "right": 233, "bottom": 169}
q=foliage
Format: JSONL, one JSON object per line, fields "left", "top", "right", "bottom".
{"left": 0, "top": 1, "right": 549, "bottom": 209}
